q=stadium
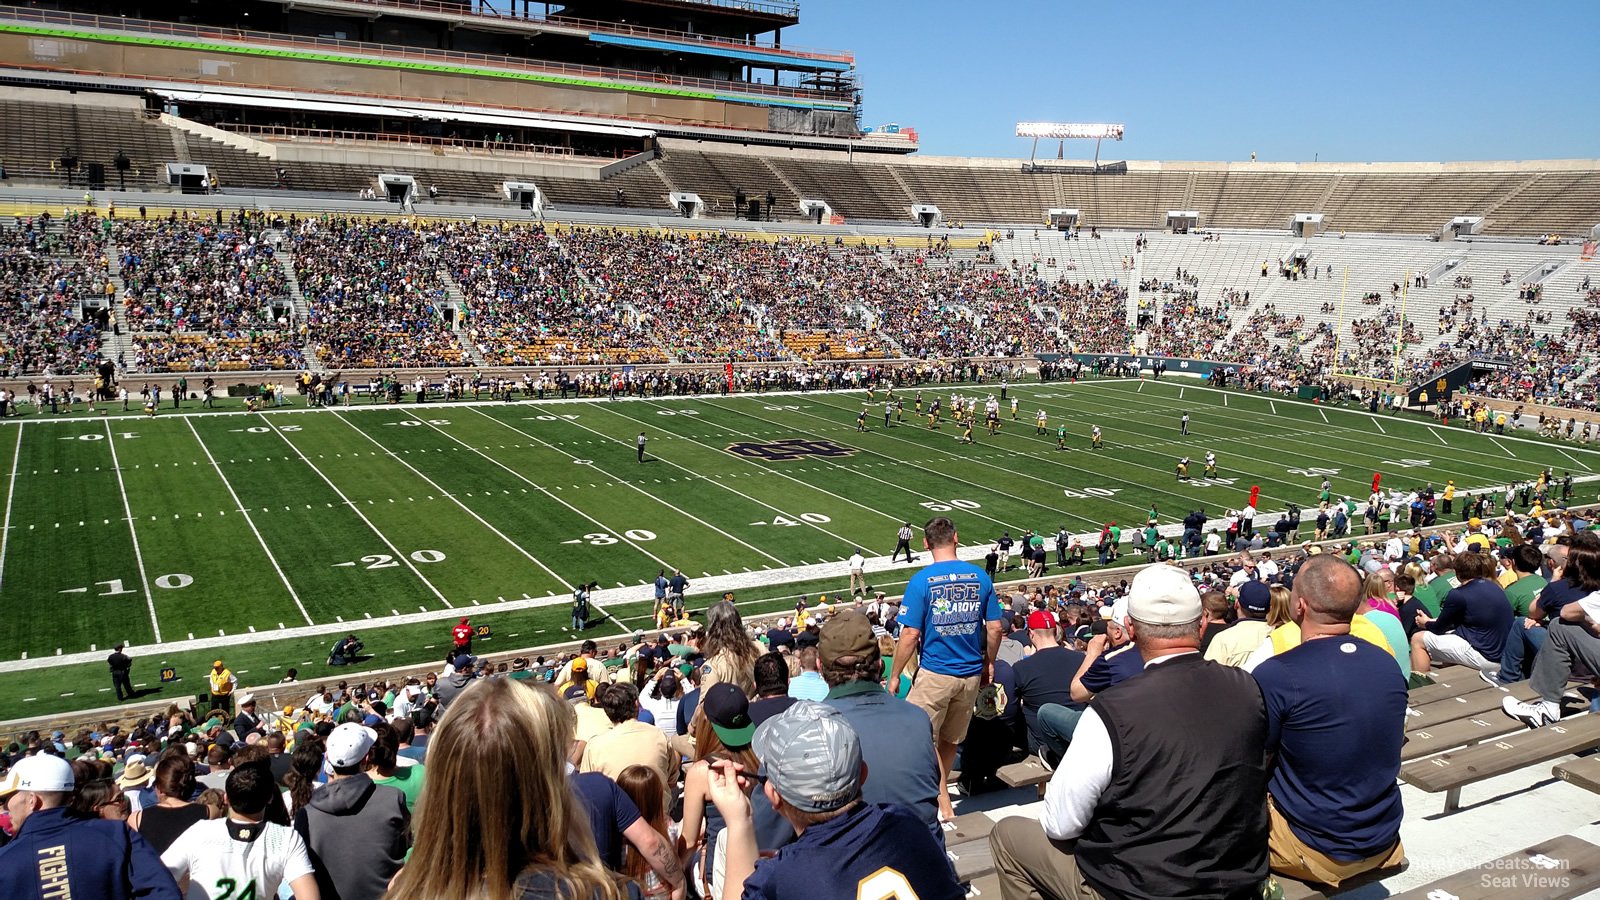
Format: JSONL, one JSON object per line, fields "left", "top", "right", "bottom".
{"left": 0, "top": 0, "right": 1598, "bottom": 896}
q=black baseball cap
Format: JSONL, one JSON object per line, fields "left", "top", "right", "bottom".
{"left": 702, "top": 682, "right": 756, "bottom": 748}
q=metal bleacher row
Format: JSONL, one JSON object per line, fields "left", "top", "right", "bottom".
{"left": 5, "top": 96, "right": 1597, "bottom": 234}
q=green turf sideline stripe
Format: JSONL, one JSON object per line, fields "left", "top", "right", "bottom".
{"left": 104, "top": 421, "right": 161, "bottom": 642}
{"left": 0, "top": 532, "right": 1010, "bottom": 675}
{"left": 331, "top": 410, "right": 592, "bottom": 585}
{"left": 467, "top": 407, "right": 791, "bottom": 567}
{"left": 0, "top": 424, "right": 20, "bottom": 594}
{"left": 185, "top": 418, "right": 313, "bottom": 626}
{"left": 260, "top": 415, "right": 455, "bottom": 608}
{"left": 695, "top": 397, "right": 1102, "bottom": 530}
{"left": 589, "top": 401, "right": 901, "bottom": 552}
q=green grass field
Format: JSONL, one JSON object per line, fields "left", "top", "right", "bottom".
{"left": 3, "top": 377, "right": 1597, "bottom": 722}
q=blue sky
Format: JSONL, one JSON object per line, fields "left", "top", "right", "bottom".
{"left": 794, "top": 0, "right": 1599, "bottom": 162}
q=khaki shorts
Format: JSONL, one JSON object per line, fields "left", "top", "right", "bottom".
{"left": 906, "top": 669, "right": 981, "bottom": 745}
{"left": 1269, "top": 797, "right": 1404, "bottom": 887}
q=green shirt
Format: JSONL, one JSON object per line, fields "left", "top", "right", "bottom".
{"left": 373, "top": 764, "right": 426, "bottom": 813}
{"left": 1505, "top": 574, "right": 1548, "bottom": 618}
{"left": 1143, "top": 526, "right": 1159, "bottom": 546}
{"left": 1109, "top": 526, "right": 1122, "bottom": 544}
{"left": 1410, "top": 580, "right": 1442, "bottom": 617}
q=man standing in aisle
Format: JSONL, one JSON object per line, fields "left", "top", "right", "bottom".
{"left": 891, "top": 516, "right": 1004, "bottom": 821}
{"left": 108, "top": 643, "right": 134, "bottom": 701}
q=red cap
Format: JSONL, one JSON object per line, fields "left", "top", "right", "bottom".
{"left": 1026, "top": 610, "right": 1058, "bottom": 631}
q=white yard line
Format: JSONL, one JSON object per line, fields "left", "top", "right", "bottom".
{"left": 0, "top": 424, "right": 21, "bottom": 593}
{"left": 1271, "top": 401, "right": 1278, "bottom": 415}
{"left": 1431, "top": 428, "right": 1450, "bottom": 446}
{"left": 185, "top": 419, "right": 313, "bottom": 626}
{"left": 1318, "top": 407, "right": 1329, "bottom": 424}
{"left": 331, "top": 411, "right": 585, "bottom": 587}
{"left": 1557, "top": 447, "right": 1585, "bottom": 469}
{"left": 468, "top": 408, "right": 790, "bottom": 567}
{"left": 260, "top": 415, "right": 454, "bottom": 608}
{"left": 1490, "top": 437, "right": 1516, "bottom": 457}
{"left": 104, "top": 422, "right": 160, "bottom": 642}
{"left": 1372, "top": 418, "right": 1386, "bottom": 434}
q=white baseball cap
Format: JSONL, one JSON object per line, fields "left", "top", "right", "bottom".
{"left": 1126, "top": 565, "right": 1202, "bottom": 626}
{"left": 323, "top": 723, "right": 377, "bottom": 774}
{"left": 0, "top": 754, "right": 75, "bottom": 800}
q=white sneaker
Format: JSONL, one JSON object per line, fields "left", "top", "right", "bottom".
{"left": 1501, "top": 695, "right": 1558, "bottom": 728}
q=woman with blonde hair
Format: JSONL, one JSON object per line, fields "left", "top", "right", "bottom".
{"left": 1266, "top": 584, "right": 1294, "bottom": 628}
{"left": 386, "top": 677, "right": 638, "bottom": 900}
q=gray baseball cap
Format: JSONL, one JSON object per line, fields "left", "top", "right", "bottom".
{"left": 752, "top": 701, "right": 862, "bottom": 814}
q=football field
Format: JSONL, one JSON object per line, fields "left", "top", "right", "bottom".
{"left": 2, "top": 377, "right": 1597, "bottom": 721}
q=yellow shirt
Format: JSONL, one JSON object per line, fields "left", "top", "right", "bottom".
{"left": 1269, "top": 615, "right": 1393, "bottom": 658}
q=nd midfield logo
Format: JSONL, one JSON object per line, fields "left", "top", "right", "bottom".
{"left": 725, "top": 439, "right": 858, "bottom": 462}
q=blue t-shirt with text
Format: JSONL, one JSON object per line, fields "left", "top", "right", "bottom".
{"left": 897, "top": 559, "right": 1004, "bottom": 677}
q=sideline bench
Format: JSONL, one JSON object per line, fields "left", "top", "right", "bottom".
{"left": 1400, "top": 714, "right": 1600, "bottom": 813}
{"left": 1552, "top": 755, "right": 1600, "bottom": 794}
{"left": 1389, "top": 835, "right": 1600, "bottom": 899}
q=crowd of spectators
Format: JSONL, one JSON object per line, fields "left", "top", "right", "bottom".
{"left": 0, "top": 214, "right": 109, "bottom": 377}
{"left": 6, "top": 484, "right": 1596, "bottom": 897}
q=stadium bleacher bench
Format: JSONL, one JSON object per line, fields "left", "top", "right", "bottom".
{"left": 947, "top": 829, "right": 995, "bottom": 884}
{"left": 1407, "top": 671, "right": 1497, "bottom": 705}
{"left": 1552, "top": 755, "right": 1600, "bottom": 794}
{"left": 1387, "top": 835, "right": 1600, "bottom": 899}
{"left": 1403, "top": 712, "right": 1527, "bottom": 762}
{"left": 996, "top": 758, "right": 1052, "bottom": 794}
{"left": 963, "top": 872, "right": 1001, "bottom": 898}
{"left": 1400, "top": 714, "right": 1600, "bottom": 813}
{"left": 1405, "top": 682, "right": 1537, "bottom": 732}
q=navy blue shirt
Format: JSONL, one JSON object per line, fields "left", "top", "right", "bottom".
{"left": 1011, "top": 645, "right": 1084, "bottom": 740}
{"left": 739, "top": 803, "right": 964, "bottom": 900}
{"left": 1078, "top": 642, "right": 1144, "bottom": 696}
{"left": 676, "top": 688, "right": 700, "bottom": 738}
{"left": 1428, "top": 578, "right": 1513, "bottom": 662}
{"left": 0, "top": 807, "right": 181, "bottom": 900}
{"left": 1536, "top": 576, "right": 1587, "bottom": 620}
{"left": 1254, "top": 637, "right": 1406, "bottom": 860}
{"left": 825, "top": 681, "right": 943, "bottom": 844}
{"left": 571, "top": 772, "right": 641, "bottom": 871}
